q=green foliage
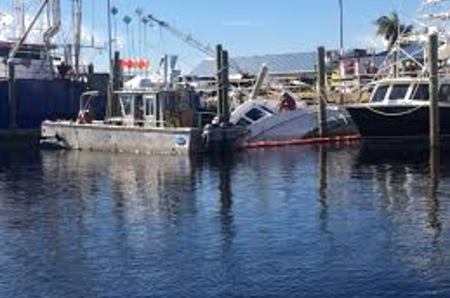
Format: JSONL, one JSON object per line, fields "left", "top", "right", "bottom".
{"left": 375, "top": 12, "right": 414, "bottom": 50}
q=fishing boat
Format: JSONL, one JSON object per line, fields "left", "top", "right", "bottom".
{"left": 41, "top": 86, "right": 247, "bottom": 154}
{"left": 0, "top": 1, "right": 106, "bottom": 139}
{"left": 346, "top": 76, "right": 450, "bottom": 139}
{"left": 230, "top": 93, "right": 357, "bottom": 146}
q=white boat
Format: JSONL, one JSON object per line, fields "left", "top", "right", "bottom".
{"left": 41, "top": 87, "right": 247, "bottom": 154}
{"left": 229, "top": 94, "right": 356, "bottom": 145}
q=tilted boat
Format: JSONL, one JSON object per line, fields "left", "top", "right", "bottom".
{"left": 229, "top": 94, "right": 356, "bottom": 145}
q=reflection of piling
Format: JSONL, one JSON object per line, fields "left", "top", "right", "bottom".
{"left": 318, "top": 146, "right": 328, "bottom": 205}
{"left": 428, "top": 147, "right": 441, "bottom": 235}
{"left": 7, "top": 62, "right": 17, "bottom": 129}
{"left": 317, "top": 47, "right": 328, "bottom": 138}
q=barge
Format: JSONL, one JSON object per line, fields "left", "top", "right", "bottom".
{"left": 41, "top": 87, "right": 247, "bottom": 154}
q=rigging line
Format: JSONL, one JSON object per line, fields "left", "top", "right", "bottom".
{"left": 362, "top": 104, "right": 424, "bottom": 117}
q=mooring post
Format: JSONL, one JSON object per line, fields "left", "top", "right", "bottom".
{"left": 216, "top": 44, "right": 224, "bottom": 120}
{"left": 110, "top": 51, "right": 122, "bottom": 117}
{"left": 429, "top": 33, "right": 440, "bottom": 149}
{"left": 8, "top": 61, "right": 17, "bottom": 129}
{"left": 317, "top": 46, "right": 328, "bottom": 138}
{"left": 222, "top": 50, "right": 230, "bottom": 122}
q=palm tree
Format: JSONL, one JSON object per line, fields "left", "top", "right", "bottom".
{"left": 375, "top": 12, "right": 413, "bottom": 50}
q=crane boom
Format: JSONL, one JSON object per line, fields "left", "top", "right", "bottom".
{"left": 146, "top": 14, "right": 247, "bottom": 76}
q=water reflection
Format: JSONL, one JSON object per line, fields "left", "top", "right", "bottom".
{"left": 353, "top": 142, "right": 450, "bottom": 284}
{"left": 1, "top": 144, "right": 450, "bottom": 297}
{"left": 428, "top": 147, "right": 442, "bottom": 237}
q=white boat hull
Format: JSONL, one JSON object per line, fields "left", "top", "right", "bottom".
{"left": 41, "top": 121, "right": 204, "bottom": 154}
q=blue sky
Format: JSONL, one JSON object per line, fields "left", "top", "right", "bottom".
{"left": 0, "top": 0, "right": 425, "bottom": 71}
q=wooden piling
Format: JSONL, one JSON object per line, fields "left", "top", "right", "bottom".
{"left": 317, "top": 46, "right": 328, "bottom": 138}
{"left": 222, "top": 50, "right": 230, "bottom": 122}
{"left": 8, "top": 62, "right": 17, "bottom": 129}
{"left": 216, "top": 44, "right": 224, "bottom": 119}
{"left": 429, "top": 33, "right": 439, "bottom": 148}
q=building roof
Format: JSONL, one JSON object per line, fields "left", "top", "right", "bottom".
{"left": 189, "top": 52, "right": 317, "bottom": 77}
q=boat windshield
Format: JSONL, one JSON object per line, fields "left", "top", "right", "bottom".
{"left": 439, "top": 84, "right": 450, "bottom": 102}
{"left": 245, "top": 108, "right": 268, "bottom": 122}
{"left": 411, "top": 84, "right": 429, "bottom": 101}
{"left": 371, "top": 85, "right": 389, "bottom": 102}
{"left": 388, "top": 84, "right": 410, "bottom": 100}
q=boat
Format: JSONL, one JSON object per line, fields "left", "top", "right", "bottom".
{"left": 41, "top": 86, "right": 248, "bottom": 154}
{"left": 229, "top": 92, "right": 357, "bottom": 146}
{"left": 345, "top": 76, "right": 450, "bottom": 139}
{"left": 0, "top": 1, "right": 108, "bottom": 140}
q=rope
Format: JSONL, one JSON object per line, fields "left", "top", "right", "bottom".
{"left": 361, "top": 104, "right": 424, "bottom": 117}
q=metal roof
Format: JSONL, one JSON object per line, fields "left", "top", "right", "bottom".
{"left": 189, "top": 52, "right": 317, "bottom": 77}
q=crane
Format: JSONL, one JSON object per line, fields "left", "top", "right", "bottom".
{"left": 146, "top": 14, "right": 248, "bottom": 76}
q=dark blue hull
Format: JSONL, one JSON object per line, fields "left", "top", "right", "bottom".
{"left": 0, "top": 79, "right": 106, "bottom": 130}
{"left": 346, "top": 105, "right": 450, "bottom": 139}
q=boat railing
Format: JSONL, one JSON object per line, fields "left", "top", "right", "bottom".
{"left": 79, "top": 90, "right": 99, "bottom": 111}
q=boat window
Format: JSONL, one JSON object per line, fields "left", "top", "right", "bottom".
{"left": 260, "top": 105, "right": 275, "bottom": 115}
{"left": 439, "top": 84, "right": 450, "bottom": 102}
{"left": 120, "top": 95, "right": 133, "bottom": 116}
{"left": 245, "top": 108, "right": 267, "bottom": 122}
{"left": 237, "top": 118, "right": 252, "bottom": 126}
{"left": 411, "top": 84, "right": 429, "bottom": 101}
{"left": 145, "top": 96, "right": 156, "bottom": 116}
{"left": 388, "top": 84, "right": 410, "bottom": 100}
{"left": 371, "top": 85, "right": 389, "bottom": 102}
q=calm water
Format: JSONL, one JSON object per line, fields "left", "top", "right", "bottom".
{"left": 1, "top": 143, "right": 450, "bottom": 298}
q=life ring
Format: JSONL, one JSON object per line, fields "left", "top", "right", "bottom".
{"left": 278, "top": 95, "right": 297, "bottom": 112}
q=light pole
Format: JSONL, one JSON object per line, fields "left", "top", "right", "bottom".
{"left": 141, "top": 16, "right": 150, "bottom": 76}
{"left": 111, "top": 5, "right": 118, "bottom": 51}
{"left": 339, "top": 0, "right": 344, "bottom": 52}
{"left": 135, "top": 8, "right": 143, "bottom": 58}
{"left": 123, "top": 15, "right": 132, "bottom": 76}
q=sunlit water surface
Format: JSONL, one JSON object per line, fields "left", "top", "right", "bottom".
{"left": 1, "top": 143, "right": 450, "bottom": 298}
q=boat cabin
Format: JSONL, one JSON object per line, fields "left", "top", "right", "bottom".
{"left": 0, "top": 41, "right": 55, "bottom": 80}
{"left": 230, "top": 100, "right": 276, "bottom": 126}
{"left": 109, "top": 88, "right": 202, "bottom": 128}
{"left": 368, "top": 78, "right": 450, "bottom": 104}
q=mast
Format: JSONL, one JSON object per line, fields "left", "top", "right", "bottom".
{"left": 14, "top": 0, "right": 25, "bottom": 38}
{"left": 72, "top": 0, "right": 82, "bottom": 75}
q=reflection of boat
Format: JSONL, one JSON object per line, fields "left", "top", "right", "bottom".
{"left": 346, "top": 77, "right": 450, "bottom": 139}
{"left": 230, "top": 96, "right": 357, "bottom": 144}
